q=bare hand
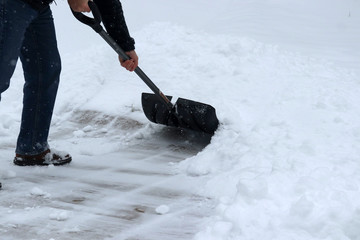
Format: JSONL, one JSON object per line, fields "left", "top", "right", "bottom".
{"left": 119, "top": 50, "right": 139, "bottom": 72}
{"left": 68, "top": 0, "right": 90, "bottom": 12}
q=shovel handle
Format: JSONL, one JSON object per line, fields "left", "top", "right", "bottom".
{"left": 71, "top": 1, "right": 173, "bottom": 109}
{"left": 71, "top": 1, "right": 102, "bottom": 32}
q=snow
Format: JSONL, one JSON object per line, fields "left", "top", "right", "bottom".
{"left": 1, "top": 0, "right": 360, "bottom": 239}
{"left": 30, "top": 187, "right": 51, "bottom": 198}
{"left": 155, "top": 205, "right": 170, "bottom": 215}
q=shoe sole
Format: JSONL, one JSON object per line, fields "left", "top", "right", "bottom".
{"left": 13, "top": 157, "right": 72, "bottom": 166}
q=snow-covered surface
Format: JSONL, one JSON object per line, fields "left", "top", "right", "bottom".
{"left": 1, "top": 0, "right": 360, "bottom": 239}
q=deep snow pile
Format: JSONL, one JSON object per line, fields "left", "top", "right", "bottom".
{"left": 172, "top": 26, "right": 360, "bottom": 240}
{"left": 1, "top": 0, "right": 360, "bottom": 239}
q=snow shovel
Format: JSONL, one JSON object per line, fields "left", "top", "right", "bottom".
{"left": 72, "top": 1, "right": 219, "bottom": 135}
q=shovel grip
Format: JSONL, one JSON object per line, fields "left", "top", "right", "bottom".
{"left": 71, "top": 1, "right": 102, "bottom": 32}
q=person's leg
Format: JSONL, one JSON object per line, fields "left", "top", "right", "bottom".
{"left": 0, "top": 0, "right": 37, "bottom": 100}
{"left": 13, "top": 5, "right": 71, "bottom": 166}
{"left": 16, "top": 6, "right": 61, "bottom": 155}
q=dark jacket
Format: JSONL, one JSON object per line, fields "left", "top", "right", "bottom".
{"left": 21, "top": 0, "right": 135, "bottom": 52}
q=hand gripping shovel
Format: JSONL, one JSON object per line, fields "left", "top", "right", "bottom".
{"left": 72, "top": 1, "right": 219, "bottom": 135}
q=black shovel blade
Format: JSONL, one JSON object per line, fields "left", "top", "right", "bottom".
{"left": 141, "top": 93, "right": 219, "bottom": 135}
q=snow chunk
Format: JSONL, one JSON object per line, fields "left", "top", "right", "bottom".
{"left": 49, "top": 210, "right": 71, "bottom": 221}
{"left": 73, "top": 129, "right": 85, "bottom": 138}
{"left": 82, "top": 125, "right": 94, "bottom": 132}
{"left": 155, "top": 205, "right": 170, "bottom": 215}
{"left": 30, "top": 187, "right": 51, "bottom": 198}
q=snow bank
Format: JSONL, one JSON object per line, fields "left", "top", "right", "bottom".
{"left": 169, "top": 21, "right": 360, "bottom": 240}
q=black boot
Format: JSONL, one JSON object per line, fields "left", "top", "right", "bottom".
{"left": 14, "top": 149, "right": 72, "bottom": 166}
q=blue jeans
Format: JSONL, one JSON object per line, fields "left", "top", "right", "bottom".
{"left": 0, "top": 0, "right": 61, "bottom": 155}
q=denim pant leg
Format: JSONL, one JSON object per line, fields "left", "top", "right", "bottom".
{"left": 16, "top": 7, "right": 61, "bottom": 155}
{"left": 0, "top": 0, "right": 37, "bottom": 100}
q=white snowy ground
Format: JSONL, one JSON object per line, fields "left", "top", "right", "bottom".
{"left": 1, "top": 0, "right": 360, "bottom": 239}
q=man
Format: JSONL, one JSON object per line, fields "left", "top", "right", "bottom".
{"left": 0, "top": 0, "right": 138, "bottom": 166}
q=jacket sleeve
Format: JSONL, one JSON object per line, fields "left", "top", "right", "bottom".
{"left": 94, "top": 0, "right": 135, "bottom": 52}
